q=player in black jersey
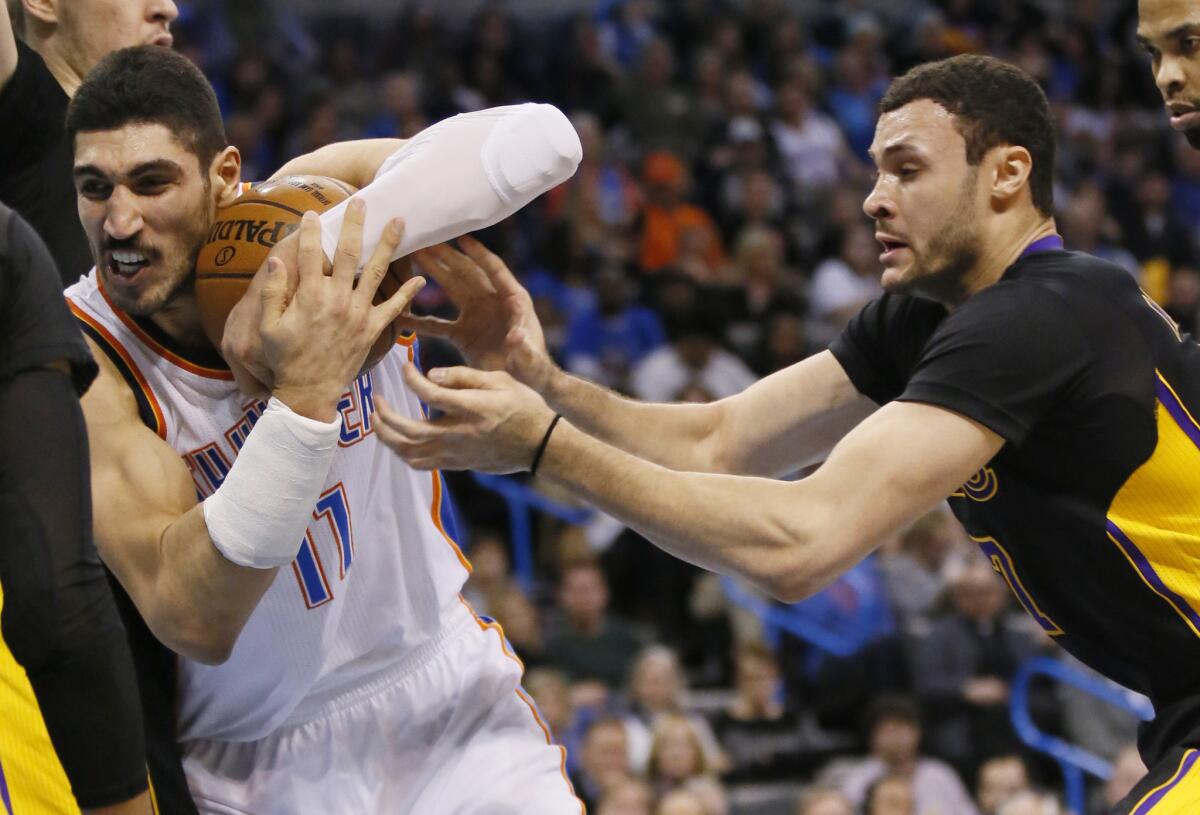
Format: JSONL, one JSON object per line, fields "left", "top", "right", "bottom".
{"left": 375, "top": 54, "right": 1200, "bottom": 814}
{"left": 0, "top": 202, "right": 153, "bottom": 813}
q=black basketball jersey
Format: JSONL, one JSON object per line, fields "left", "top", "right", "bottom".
{"left": 831, "top": 245, "right": 1200, "bottom": 763}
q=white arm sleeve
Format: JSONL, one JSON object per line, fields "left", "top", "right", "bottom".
{"left": 319, "top": 103, "right": 582, "bottom": 267}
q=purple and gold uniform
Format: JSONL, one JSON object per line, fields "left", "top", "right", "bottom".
{"left": 832, "top": 240, "right": 1200, "bottom": 814}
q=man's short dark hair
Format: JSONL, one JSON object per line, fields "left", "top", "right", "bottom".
{"left": 879, "top": 54, "right": 1056, "bottom": 217}
{"left": 66, "top": 46, "right": 227, "bottom": 171}
{"left": 865, "top": 694, "right": 921, "bottom": 733}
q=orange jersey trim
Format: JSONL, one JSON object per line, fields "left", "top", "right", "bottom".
{"left": 458, "top": 596, "right": 584, "bottom": 813}
{"left": 69, "top": 299, "right": 168, "bottom": 439}
{"left": 96, "top": 282, "right": 234, "bottom": 381}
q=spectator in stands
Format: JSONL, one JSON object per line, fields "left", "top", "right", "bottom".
{"left": 598, "top": 777, "right": 655, "bottom": 815}
{"left": 911, "top": 564, "right": 1041, "bottom": 780}
{"left": 545, "top": 561, "right": 645, "bottom": 688}
{"left": 647, "top": 715, "right": 728, "bottom": 815}
{"left": 364, "top": 70, "right": 427, "bottom": 138}
{"left": 618, "top": 38, "right": 699, "bottom": 159}
{"left": 562, "top": 261, "right": 665, "bottom": 390}
{"left": 995, "top": 791, "right": 1062, "bottom": 815}
{"left": 656, "top": 789, "right": 710, "bottom": 815}
{"left": 572, "top": 716, "right": 636, "bottom": 812}
{"left": 461, "top": 530, "right": 511, "bottom": 616}
{"left": 636, "top": 151, "right": 726, "bottom": 273}
{"left": 1101, "top": 746, "right": 1147, "bottom": 814}
{"left": 808, "top": 222, "right": 883, "bottom": 342}
{"left": 721, "top": 225, "right": 804, "bottom": 363}
{"left": 749, "top": 310, "right": 811, "bottom": 377}
{"left": 770, "top": 79, "right": 858, "bottom": 198}
{"left": 975, "top": 755, "right": 1032, "bottom": 815}
{"left": 621, "top": 645, "right": 724, "bottom": 775}
{"left": 525, "top": 668, "right": 576, "bottom": 749}
{"left": 879, "top": 509, "right": 969, "bottom": 632}
{"left": 829, "top": 696, "right": 978, "bottom": 815}
{"left": 493, "top": 584, "right": 546, "bottom": 669}
{"left": 865, "top": 774, "right": 917, "bottom": 815}
{"left": 630, "top": 302, "right": 756, "bottom": 404}
{"left": 713, "top": 641, "right": 815, "bottom": 783}
{"left": 795, "top": 787, "right": 855, "bottom": 815}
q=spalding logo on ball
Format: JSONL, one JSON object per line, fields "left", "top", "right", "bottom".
{"left": 195, "top": 175, "right": 411, "bottom": 372}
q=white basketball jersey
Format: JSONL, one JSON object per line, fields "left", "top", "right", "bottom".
{"left": 66, "top": 271, "right": 472, "bottom": 743}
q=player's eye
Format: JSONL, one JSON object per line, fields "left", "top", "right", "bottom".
{"left": 1182, "top": 37, "right": 1200, "bottom": 55}
{"left": 79, "top": 181, "right": 112, "bottom": 200}
{"left": 898, "top": 166, "right": 919, "bottom": 179}
{"left": 135, "top": 177, "right": 171, "bottom": 195}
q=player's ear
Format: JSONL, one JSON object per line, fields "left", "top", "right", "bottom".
{"left": 211, "top": 146, "right": 243, "bottom": 208}
{"left": 990, "top": 144, "right": 1034, "bottom": 209}
{"left": 21, "top": 0, "right": 59, "bottom": 27}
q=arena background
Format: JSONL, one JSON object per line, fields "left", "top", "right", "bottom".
{"left": 175, "top": 2, "right": 1195, "bottom": 813}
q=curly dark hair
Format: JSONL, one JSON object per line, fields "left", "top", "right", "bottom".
{"left": 880, "top": 54, "right": 1056, "bottom": 217}
{"left": 67, "top": 46, "right": 227, "bottom": 172}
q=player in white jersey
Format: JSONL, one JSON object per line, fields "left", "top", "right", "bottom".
{"left": 62, "top": 46, "right": 582, "bottom": 813}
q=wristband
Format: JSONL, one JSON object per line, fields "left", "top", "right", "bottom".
{"left": 530, "top": 414, "right": 562, "bottom": 476}
{"left": 202, "top": 397, "right": 341, "bottom": 569}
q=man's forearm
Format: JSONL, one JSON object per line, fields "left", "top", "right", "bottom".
{"left": 150, "top": 505, "right": 278, "bottom": 664}
{"left": 541, "top": 368, "right": 731, "bottom": 473}
{"left": 535, "top": 417, "right": 825, "bottom": 601}
{"left": 271, "top": 138, "right": 404, "bottom": 191}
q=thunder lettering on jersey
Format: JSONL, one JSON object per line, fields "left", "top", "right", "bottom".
{"left": 67, "top": 269, "right": 471, "bottom": 743}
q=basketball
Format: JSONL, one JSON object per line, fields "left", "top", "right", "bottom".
{"left": 195, "top": 174, "right": 409, "bottom": 372}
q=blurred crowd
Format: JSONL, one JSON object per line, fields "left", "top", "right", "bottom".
{"left": 172, "top": 1, "right": 1195, "bottom": 813}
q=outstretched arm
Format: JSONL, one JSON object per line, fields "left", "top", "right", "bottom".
{"left": 397, "top": 239, "right": 876, "bottom": 476}
{"left": 377, "top": 366, "right": 1001, "bottom": 601}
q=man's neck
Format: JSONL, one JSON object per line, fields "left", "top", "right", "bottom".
{"left": 37, "top": 41, "right": 83, "bottom": 98}
{"left": 149, "top": 292, "right": 211, "bottom": 351}
{"left": 948, "top": 215, "right": 1058, "bottom": 311}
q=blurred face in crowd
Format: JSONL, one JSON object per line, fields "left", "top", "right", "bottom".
{"left": 524, "top": 670, "right": 570, "bottom": 735}
{"left": 582, "top": 720, "right": 631, "bottom": 787}
{"left": 798, "top": 790, "right": 855, "bottom": 815}
{"left": 1138, "top": 0, "right": 1200, "bottom": 148}
{"left": 864, "top": 99, "right": 989, "bottom": 303}
{"left": 871, "top": 715, "right": 920, "bottom": 767}
{"left": 559, "top": 565, "right": 609, "bottom": 629}
{"left": 631, "top": 649, "right": 680, "bottom": 713}
{"left": 598, "top": 779, "right": 653, "bottom": 815}
{"left": 651, "top": 717, "right": 704, "bottom": 782}
{"left": 978, "top": 756, "right": 1031, "bottom": 814}
{"left": 868, "top": 776, "right": 916, "bottom": 815}
{"left": 74, "top": 123, "right": 238, "bottom": 321}
{"left": 494, "top": 588, "right": 540, "bottom": 648}
{"left": 735, "top": 649, "right": 780, "bottom": 712}
{"left": 657, "top": 791, "right": 706, "bottom": 815}
{"left": 468, "top": 534, "right": 509, "bottom": 586}
{"left": 953, "top": 566, "right": 1007, "bottom": 622}
{"left": 29, "top": 0, "right": 177, "bottom": 81}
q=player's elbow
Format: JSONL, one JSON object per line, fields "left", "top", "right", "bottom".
{"left": 751, "top": 514, "right": 860, "bottom": 604}
{"left": 168, "top": 619, "right": 238, "bottom": 665}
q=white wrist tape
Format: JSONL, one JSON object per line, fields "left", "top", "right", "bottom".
{"left": 202, "top": 397, "right": 342, "bottom": 569}
{"left": 319, "top": 103, "right": 582, "bottom": 268}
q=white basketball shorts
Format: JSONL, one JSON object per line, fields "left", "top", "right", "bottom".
{"left": 181, "top": 602, "right": 583, "bottom": 814}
